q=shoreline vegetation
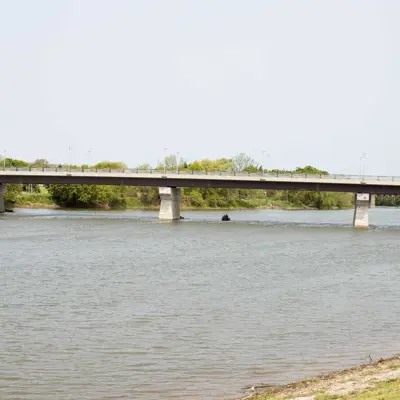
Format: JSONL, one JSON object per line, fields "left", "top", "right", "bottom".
{"left": 10, "top": 192, "right": 352, "bottom": 212}
{"left": 7, "top": 190, "right": 352, "bottom": 211}
{"left": 239, "top": 355, "right": 400, "bottom": 400}
{"left": 2, "top": 154, "right": 359, "bottom": 211}
{"left": 3, "top": 154, "right": 399, "bottom": 211}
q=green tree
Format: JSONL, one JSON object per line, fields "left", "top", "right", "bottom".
{"left": 2, "top": 158, "right": 29, "bottom": 168}
{"left": 187, "top": 161, "right": 203, "bottom": 171}
{"left": 164, "top": 154, "right": 177, "bottom": 169}
{"left": 295, "top": 166, "right": 328, "bottom": 175}
{"left": 94, "top": 161, "right": 127, "bottom": 170}
{"left": 243, "top": 166, "right": 260, "bottom": 173}
{"left": 4, "top": 184, "right": 23, "bottom": 205}
{"left": 232, "top": 153, "right": 257, "bottom": 172}
{"left": 48, "top": 184, "right": 127, "bottom": 208}
{"left": 31, "top": 159, "right": 49, "bottom": 168}
{"left": 138, "top": 187, "right": 159, "bottom": 206}
{"left": 376, "top": 195, "right": 400, "bottom": 207}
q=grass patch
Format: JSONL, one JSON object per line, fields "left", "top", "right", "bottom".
{"left": 14, "top": 192, "right": 53, "bottom": 206}
{"left": 11, "top": 193, "right": 318, "bottom": 211}
{"left": 125, "top": 197, "right": 144, "bottom": 208}
{"left": 252, "top": 379, "right": 400, "bottom": 400}
{"left": 317, "top": 379, "right": 400, "bottom": 399}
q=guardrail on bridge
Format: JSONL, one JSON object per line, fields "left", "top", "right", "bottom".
{"left": 1, "top": 167, "right": 398, "bottom": 182}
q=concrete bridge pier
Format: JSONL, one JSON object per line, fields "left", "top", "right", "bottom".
{"left": 0, "top": 184, "right": 6, "bottom": 213}
{"left": 369, "top": 194, "right": 376, "bottom": 208}
{"left": 353, "top": 193, "right": 370, "bottom": 228}
{"left": 159, "top": 187, "right": 181, "bottom": 220}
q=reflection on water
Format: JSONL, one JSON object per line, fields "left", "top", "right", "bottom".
{"left": 0, "top": 208, "right": 399, "bottom": 399}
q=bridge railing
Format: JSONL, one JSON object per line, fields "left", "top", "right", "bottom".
{"left": 1, "top": 167, "right": 399, "bottom": 182}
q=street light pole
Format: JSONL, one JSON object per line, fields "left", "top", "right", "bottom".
{"left": 176, "top": 152, "right": 180, "bottom": 173}
{"left": 3, "top": 150, "right": 6, "bottom": 169}
{"left": 68, "top": 146, "right": 72, "bottom": 171}
{"left": 360, "top": 153, "right": 366, "bottom": 181}
{"left": 262, "top": 150, "right": 270, "bottom": 174}
{"left": 163, "top": 147, "right": 167, "bottom": 174}
{"left": 88, "top": 149, "right": 92, "bottom": 168}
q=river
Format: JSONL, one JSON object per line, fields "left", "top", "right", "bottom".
{"left": 0, "top": 208, "right": 399, "bottom": 399}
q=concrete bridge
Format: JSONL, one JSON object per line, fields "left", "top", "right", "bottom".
{"left": 1, "top": 167, "right": 399, "bottom": 227}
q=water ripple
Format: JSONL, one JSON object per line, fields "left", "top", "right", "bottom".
{"left": 0, "top": 208, "right": 399, "bottom": 399}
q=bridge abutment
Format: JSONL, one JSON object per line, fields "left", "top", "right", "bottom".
{"left": 159, "top": 187, "right": 181, "bottom": 220}
{"left": 0, "top": 184, "right": 6, "bottom": 213}
{"left": 353, "top": 193, "right": 369, "bottom": 228}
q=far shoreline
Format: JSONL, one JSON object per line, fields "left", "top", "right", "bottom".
{"left": 10, "top": 203, "right": 352, "bottom": 212}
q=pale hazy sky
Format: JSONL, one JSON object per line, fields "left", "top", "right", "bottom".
{"left": 1, "top": 0, "right": 399, "bottom": 174}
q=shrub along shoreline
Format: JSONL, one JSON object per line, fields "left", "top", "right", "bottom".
{"left": 10, "top": 191, "right": 352, "bottom": 211}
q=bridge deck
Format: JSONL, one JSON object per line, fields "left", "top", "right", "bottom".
{"left": 1, "top": 168, "right": 399, "bottom": 193}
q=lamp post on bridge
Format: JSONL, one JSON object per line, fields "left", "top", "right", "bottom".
{"left": 360, "top": 153, "right": 366, "bottom": 182}
{"left": 68, "top": 146, "right": 72, "bottom": 171}
{"left": 163, "top": 147, "right": 167, "bottom": 174}
{"left": 3, "top": 150, "right": 6, "bottom": 169}
{"left": 176, "top": 152, "right": 180, "bottom": 173}
{"left": 88, "top": 149, "right": 92, "bottom": 167}
{"left": 262, "top": 150, "right": 270, "bottom": 175}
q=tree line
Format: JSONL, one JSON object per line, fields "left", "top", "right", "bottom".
{"left": 1, "top": 154, "right": 354, "bottom": 210}
{"left": 375, "top": 195, "right": 400, "bottom": 207}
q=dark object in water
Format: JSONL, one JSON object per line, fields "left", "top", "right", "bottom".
{"left": 5, "top": 209, "right": 14, "bottom": 213}
{"left": 180, "top": 216, "right": 185, "bottom": 220}
{"left": 221, "top": 214, "right": 230, "bottom": 221}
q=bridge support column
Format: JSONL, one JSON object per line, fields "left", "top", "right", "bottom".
{"left": 369, "top": 194, "right": 376, "bottom": 208}
{"left": 159, "top": 187, "right": 180, "bottom": 220}
{"left": 353, "top": 193, "right": 369, "bottom": 228}
{"left": 0, "top": 184, "right": 6, "bottom": 213}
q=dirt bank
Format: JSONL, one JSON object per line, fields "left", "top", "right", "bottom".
{"left": 238, "top": 355, "right": 400, "bottom": 400}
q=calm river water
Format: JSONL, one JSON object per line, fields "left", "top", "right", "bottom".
{"left": 0, "top": 208, "right": 399, "bottom": 399}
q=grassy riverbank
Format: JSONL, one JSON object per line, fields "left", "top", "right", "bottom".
{"left": 240, "top": 356, "right": 400, "bottom": 400}
{"left": 13, "top": 192, "right": 56, "bottom": 208}
{"left": 124, "top": 197, "right": 310, "bottom": 211}
{"left": 11, "top": 192, "right": 351, "bottom": 211}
